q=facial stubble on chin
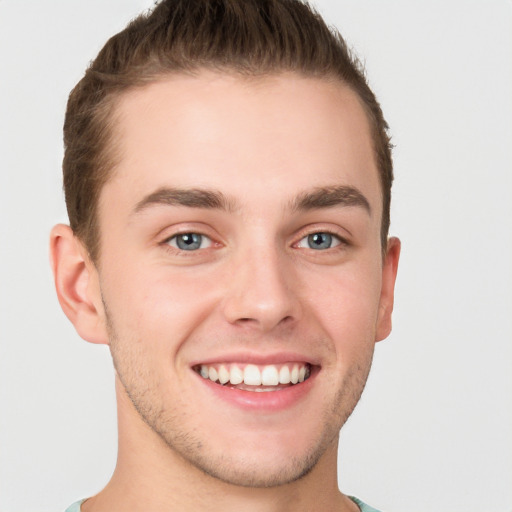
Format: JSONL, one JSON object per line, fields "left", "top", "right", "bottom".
{"left": 104, "top": 300, "right": 375, "bottom": 489}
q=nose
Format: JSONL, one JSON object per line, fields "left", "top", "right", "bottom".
{"left": 221, "top": 244, "right": 301, "bottom": 332}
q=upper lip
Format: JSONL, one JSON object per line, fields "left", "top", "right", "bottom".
{"left": 189, "top": 351, "right": 320, "bottom": 367}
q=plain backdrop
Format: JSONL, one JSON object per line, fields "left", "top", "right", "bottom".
{"left": 0, "top": 1, "right": 511, "bottom": 511}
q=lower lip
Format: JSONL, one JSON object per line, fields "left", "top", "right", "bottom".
{"left": 193, "top": 369, "right": 317, "bottom": 412}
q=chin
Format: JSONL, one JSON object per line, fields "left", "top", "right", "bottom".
{"left": 145, "top": 413, "right": 341, "bottom": 489}
{"left": 170, "top": 438, "right": 327, "bottom": 488}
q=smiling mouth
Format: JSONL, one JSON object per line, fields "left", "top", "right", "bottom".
{"left": 193, "top": 362, "right": 312, "bottom": 392}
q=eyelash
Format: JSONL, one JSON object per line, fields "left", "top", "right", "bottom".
{"left": 161, "top": 231, "right": 215, "bottom": 255}
{"left": 161, "top": 228, "right": 349, "bottom": 254}
{"left": 295, "top": 230, "right": 348, "bottom": 251}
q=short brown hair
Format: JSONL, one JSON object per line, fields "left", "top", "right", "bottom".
{"left": 63, "top": 0, "right": 393, "bottom": 262}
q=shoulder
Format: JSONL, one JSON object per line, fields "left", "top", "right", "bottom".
{"left": 65, "top": 499, "right": 86, "bottom": 512}
{"left": 350, "top": 496, "right": 384, "bottom": 512}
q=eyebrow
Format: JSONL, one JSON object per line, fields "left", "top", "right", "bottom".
{"left": 132, "top": 187, "right": 237, "bottom": 215}
{"left": 131, "top": 184, "right": 371, "bottom": 217}
{"left": 289, "top": 185, "right": 371, "bottom": 214}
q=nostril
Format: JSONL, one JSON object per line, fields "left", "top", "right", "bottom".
{"left": 235, "top": 315, "right": 294, "bottom": 327}
{"left": 236, "top": 317, "right": 255, "bottom": 324}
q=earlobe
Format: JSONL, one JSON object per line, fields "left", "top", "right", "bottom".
{"left": 49, "top": 224, "right": 109, "bottom": 345}
{"left": 375, "top": 236, "right": 401, "bottom": 342}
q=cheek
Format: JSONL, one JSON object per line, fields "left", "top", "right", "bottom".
{"left": 101, "top": 261, "right": 219, "bottom": 349}
{"left": 303, "top": 261, "right": 383, "bottom": 352}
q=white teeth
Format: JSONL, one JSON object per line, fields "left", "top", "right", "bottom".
{"left": 197, "top": 362, "right": 311, "bottom": 388}
{"left": 290, "top": 364, "right": 299, "bottom": 384}
{"left": 279, "top": 365, "right": 291, "bottom": 384}
{"left": 230, "top": 364, "right": 243, "bottom": 385}
{"left": 218, "top": 365, "right": 230, "bottom": 384}
{"left": 208, "top": 366, "right": 218, "bottom": 382}
{"left": 261, "top": 365, "right": 279, "bottom": 386}
{"left": 244, "top": 364, "right": 262, "bottom": 385}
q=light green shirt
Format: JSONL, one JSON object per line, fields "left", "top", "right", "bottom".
{"left": 66, "top": 497, "right": 382, "bottom": 511}
{"left": 350, "top": 496, "right": 383, "bottom": 512}
{"left": 65, "top": 501, "right": 84, "bottom": 512}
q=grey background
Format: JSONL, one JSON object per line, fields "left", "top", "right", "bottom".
{"left": 1, "top": 1, "right": 511, "bottom": 511}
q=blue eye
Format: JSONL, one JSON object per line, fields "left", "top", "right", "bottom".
{"left": 298, "top": 232, "right": 341, "bottom": 250}
{"left": 168, "top": 233, "right": 212, "bottom": 251}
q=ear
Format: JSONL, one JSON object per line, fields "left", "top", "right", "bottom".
{"left": 49, "top": 224, "right": 108, "bottom": 345}
{"left": 375, "top": 236, "right": 401, "bottom": 342}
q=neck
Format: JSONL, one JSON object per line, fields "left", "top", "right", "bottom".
{"left": 82, "top": 378, "right": 358, "bottom": 512}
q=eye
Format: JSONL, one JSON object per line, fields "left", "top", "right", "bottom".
{"left": 297, "top": 232, "right": 342, "bottom": 250}
{"left": 167, "top": 233, "right": 212, "bottom": 251}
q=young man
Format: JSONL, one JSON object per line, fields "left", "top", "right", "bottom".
{"left": 50, "top": 1, "right": 400, "bottom": 510}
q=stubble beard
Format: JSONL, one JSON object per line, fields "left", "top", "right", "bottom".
{"left": 106, "top": 307, "right": 374, "bottom": 489}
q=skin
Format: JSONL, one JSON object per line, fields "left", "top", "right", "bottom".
{"left": 51, "top": 71, "right": 400, "bottom": 512}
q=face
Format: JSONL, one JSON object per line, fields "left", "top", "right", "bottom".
{"left": 92, "top": 72, "right": 397, "bottom": 487}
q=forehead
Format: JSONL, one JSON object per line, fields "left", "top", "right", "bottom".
{"left": 102, "top": 71, "right": 381, "bottom": 216}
